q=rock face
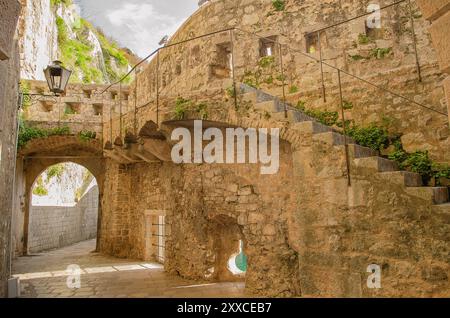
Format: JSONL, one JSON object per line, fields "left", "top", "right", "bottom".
{"left": 18, "top": 0, "right": 58, "bottom": 80}
{"left": 18, "top": 0, "right": 134, "bottom": 83}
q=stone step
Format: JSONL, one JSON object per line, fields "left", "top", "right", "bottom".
{"left": 354, "top": 157, "right": 399, "bottom": 172}
{"left": 241, "top": 92, "right": 257, "bottom": 104}
{"left": 432, "top": 203, "right": 450, "bottom": 214}
{"left": 378, "top": 171, "right": 423, "bottom": 187}
{"left": 405, "top": 187, "right": 449, "bottom": 205}
{"left": 312, "top": 131, "right": 355, "bottom": 146}
{"left": 290, "top": 121, "right": 332, "bottom": 134}
{"left": 347, "top": 144, "right": 378, "bottom": 159}
{"left": 255, "top": 100, "right": 278, "bottom": 112}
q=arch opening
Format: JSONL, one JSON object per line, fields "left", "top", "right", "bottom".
{"left": 28, "top": 162, "right": 99, "bottom": 254}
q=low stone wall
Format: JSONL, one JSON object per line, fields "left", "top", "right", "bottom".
{"left": 28, "top": 186, "right": 98, "bottom": 253}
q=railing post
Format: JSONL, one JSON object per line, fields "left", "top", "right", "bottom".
{"left": 156, "top": 51, "right": 160, "bottom": 127}
{"left": 318, "top": 31, "right": 327, "bottom": 102}
{"left": 58, "top": 96, "right": 61, "bottom": 128}
{"left": 119, "top": 82, "right": 123, "bottom": 141}
{"left": 279, "top": 43, "right": 287, "bottom": 118}
{"left": 338, "top": 69, "right": 352, "bottom": 187}
{"left": 230, "top": 29, "right": 238, "bottom": 111}
{"left": 407, "top": 0, "right": 422, "bottom": 82}
{"left": 109, "top": 89, "right": 113, "bottom": 145}
{"left": 134, "top": 68, "right": 138, "bottom": 136}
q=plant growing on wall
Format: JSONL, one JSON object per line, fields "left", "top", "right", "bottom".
{"left": 33, "top": 176, "right": 48, "bottom": 197}
{"left": 78, "top": 130, "right": 97, "bottom": 141}
{"left": 174, "top": 97, "right": 191, "bottom": 120}
{"left": 272, "top": 0, "right": 286, "bottom": 11}
{"left": 18, "top": 122, "right": 71, "bottom": 149}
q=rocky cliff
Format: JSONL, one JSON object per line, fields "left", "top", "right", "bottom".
{"left": 19, "top": 0, "right": 135, "bottom": 84}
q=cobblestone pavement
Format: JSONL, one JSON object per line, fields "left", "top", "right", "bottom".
{"left": 13, "top": 240, "right": 246, "bottom": 298}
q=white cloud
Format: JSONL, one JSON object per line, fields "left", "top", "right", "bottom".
{"left": 105, "top": 3, "right": 183, "bottom": 57}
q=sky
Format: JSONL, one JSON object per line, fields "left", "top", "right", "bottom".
{"left": 74, "top": 0, "right": 199, "bottom": 58}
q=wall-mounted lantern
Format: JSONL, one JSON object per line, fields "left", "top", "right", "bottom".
{"left": 44, "top": 60, "right": 72, "bottom": 96}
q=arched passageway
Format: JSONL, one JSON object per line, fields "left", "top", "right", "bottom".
{"left": 28, "top": 162, "right": 99, "bottom": 254}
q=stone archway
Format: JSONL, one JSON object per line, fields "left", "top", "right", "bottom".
{"left": 16, "top": 136, "right": 105, "bottom": 255}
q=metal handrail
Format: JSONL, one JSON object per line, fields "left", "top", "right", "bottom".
{"left": 101, "top": 0, "right": 448, "bottom": 146}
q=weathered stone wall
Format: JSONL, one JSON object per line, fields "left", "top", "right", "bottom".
{"left": 130, "top": 0, "right": 448, "bottom": 162}
{"left": 0, "top": 0, "right": 21, "bottom": 298}
{"left": 99, "top": 139, "right": 301, "bottom": 297}
{"left": 417, "top": 0, "right": 450, "bottom": 124}
{"left": 22, "top": 80, "right": 128, "bottom": 138}
{"left": 28, "top": 186, "right": 98, "bottom": 253}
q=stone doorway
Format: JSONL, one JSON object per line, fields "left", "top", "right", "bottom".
{"left": 208, "top": 214, "right": 247, "bottom": 282}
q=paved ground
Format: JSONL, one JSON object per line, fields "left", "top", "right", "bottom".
{"left": 13, "top": 240, "right": 246, "bottom": 298}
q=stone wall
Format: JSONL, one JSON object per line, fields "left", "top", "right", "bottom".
{"left": 417, "top": 0, "right": 450, "bottom": 124}
{"left": 99, "top": 138, "right": 301, "bottom": 297}
{"left": 22, "top": 80, "right": 126, "bottom": 138}
{"left": 28, "top": 186, "right": 98, "bottom": 253}
{"left": 0, "top": 0, "right": 21, "bottom": 298}
{"left": 128, "top": 0, "right": 449, "bottom": 162}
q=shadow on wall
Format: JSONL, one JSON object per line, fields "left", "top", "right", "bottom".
{"left": 28, "top": 186, "right": 99, "bottom": 253}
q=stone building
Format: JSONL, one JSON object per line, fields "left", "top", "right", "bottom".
{"left": 4, "top": 0, "right": 450, "bottom": 298}
{"left": 0, "top": 0, "right": 21, "bottom": 298}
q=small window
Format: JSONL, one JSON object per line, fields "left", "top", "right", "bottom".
{"left": 64, "top": 102, "right": 81, "bottom": 115}
{"left": 38, "top": 101, "right": 54, "bottom": 113}
{"left": 93, "top": 104, "right": 103, "bottom": 116}
{"left": 306, "top": 33, "right": 318, "bottom": 54}
{"left": 83, "top": 89, "right": 92, "bottom": 98}
{"left": 110, "top": 91, "right": 118, "bottom": 100}
{"left": 260, "top": 36, "right": 277, "bottom": 57}
{"left": 212, "top": 42, "right": 232, "bottom": 79}
{"left": 151, "top": 215, "right": 165, "bottom": 264}
{"left": 122, "top": 93, "right": 129, "bottom": 101}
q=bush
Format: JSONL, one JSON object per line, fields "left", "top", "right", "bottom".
{"left": 347, "top": 125, "right": 390, "bottom": 152}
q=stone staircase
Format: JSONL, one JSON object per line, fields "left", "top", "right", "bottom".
{"left": 239, "top": 83, "right": 450, "bottom": 209}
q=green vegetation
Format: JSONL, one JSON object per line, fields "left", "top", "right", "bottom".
{"left": 78, "top": 130, "right": 97, "bottom": 141}
{"left": 370, "top": 47, "right": 392, "bottom": 59}
{"left": 289, "top": 85, "right": 299, "bottom": 94}
{"left": 272, "top": 0, "right": 286, "bottom": 11}
{"left": 55, "top": 12, "right": 131, "bottom": 84}
{"left": 295, "top": 101, "right": 450, "bottom": 184}
{"left": 174, "top": 97, "right": 191, "bottom": 120}
{"left": 33, "top": 176, "right": 48, "bottom": 197}
{"left": 18, "top": 121, "right": 71, "bottom": 149}
{"left": 75, "top": 170, "right": 94, "bottom": 201}
{"left": 358, "top": 34, "right": 372, "bottom": 45}
{"left": 196, "top": 103, "right": 209, "bottom": 120}
{"left": 46, "top": 164, "right": 65, "bottom": 182}
{"left": 242, "top": 56, "right": 280, "bottom": 89}
{"left": 50, "top": 0, "right": 72, "bottom": 7}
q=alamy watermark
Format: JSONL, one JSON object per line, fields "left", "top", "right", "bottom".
{"left": 171, "top": 120, "right": 280, "bottom": 175}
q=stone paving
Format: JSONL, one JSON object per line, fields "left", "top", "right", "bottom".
{"left": 13, "top": 240, "right": 246, "bottom": 298}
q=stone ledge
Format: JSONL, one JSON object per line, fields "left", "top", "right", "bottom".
{"left": 417, "top": 0, "right": 450, "bottom": 21}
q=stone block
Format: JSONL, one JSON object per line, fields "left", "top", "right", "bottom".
{"left": 428, "top": 10, "right": 450, "bottom": 74}
{"left": 444, "top": 76, "right": 450, "bottom": 124}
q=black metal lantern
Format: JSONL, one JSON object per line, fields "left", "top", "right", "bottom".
{"left": 44, "top": 60, "right": 72, "bottom": 95}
